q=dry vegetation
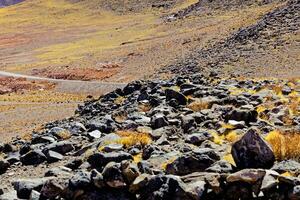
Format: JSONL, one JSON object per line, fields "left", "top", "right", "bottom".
{"left": 266, "top": 130, "right": 300, "bottom": 161}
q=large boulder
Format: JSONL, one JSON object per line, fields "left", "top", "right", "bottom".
{"left": 231, "top": 128, "right": 275, "bottom": 169}
{"left": 20, "top": 150, "right": 47, "bottom": 165}
{"left": 165, "top": 89, "right": 187, "bottom": 106}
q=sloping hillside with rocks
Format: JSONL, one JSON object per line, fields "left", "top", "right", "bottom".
{"left": 161, "top": 0, "right": 300, "bottom": 78}
{"left": 0, "top": 72, "right": 299, "bottom": 199}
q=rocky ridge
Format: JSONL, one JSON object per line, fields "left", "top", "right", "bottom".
{"left": 161, "top": 0, "right": 300, "bottom": 78}
{"left": 0, "top": 72, "right": 299, "bottom": 199}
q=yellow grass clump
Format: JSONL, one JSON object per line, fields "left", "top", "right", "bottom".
{"left": 265, "top": 130, "right": 300, "bottom": 160}
{"left": 187, "top": 100, "right": 210, "bottom": 112}
{"left": 114, "top": 96, "right": 126, "bottom": 105}
{"left": 224, "top": 131, "right": 240, "bottom": 143}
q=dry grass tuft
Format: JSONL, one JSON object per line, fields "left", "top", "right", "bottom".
{"left": 265, "top": 130, "right": 300, "bottom": 160}
{"left": 187, "top": 100, "right": 210, "bottom": 112}
{"left": 114, "top": 96, "right": 126, "bottom": 105}
{"left": 224, "top": 131, "right": 240, "bottom": 143}
{"left": 56, "top": 129, "right": 72, "bottom": 140}
{"left": 113, "top": 130, "right": 152, "bottom": 148}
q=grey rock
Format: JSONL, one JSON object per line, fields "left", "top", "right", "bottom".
{"left": 102, "top": 162, "right": 126, "bottom": 188}
{"left": 227, "top": 169, "right": 266, "bottom": 184}
{"left": 165, "top": 89, "right": 187, "bottom": 105}
{"left": 40, "top": 179, "right": 66, "bottom": 199}
{"left": 69, "top": 171, "right": 91, "bottom": 190}
{"left": 272, "top": 160, "right": 300, "bottom": 174}
{"left": 87, "top": 130, "right": 102, "bottom": 140}
{"left": 20, "top": 150, "right": 47, "bottom": 165}
{"left": 185, "top": 131, "right": 213, "bottom": 145}
{"left": 151, "top": 113, "right": 169, "bottom": 129}
{"left": 87, "top": 152, "right": 133, "bottom": 168}
{"left": 44, "top": 141, "right": 75, "bottom": 155}
{"left": 29, "top": 190, "right": 40, "bottom": 200}
{"left": 13, "top": 178, "right": 52, "bottom": 199}
{"left": 232, "top": 128, "right": 275, "bottom": 169}
{"left": 45, "top": 150, "right": 63, "bottom": 163}
{"left": 0, "top": 159, "right": 10, "bottom": 174}
{"left": 91, "top": 169, "right": 105, "bottom": 189}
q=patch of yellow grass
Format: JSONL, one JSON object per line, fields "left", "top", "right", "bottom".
{"left": 209, "top": 130, "right": 223, "bottom": 145}
{"left": 187, "top": 99, "right": 210, "bottom": 111}
{"left": 224, "top": 131, "right": 240, "bottom": 143}
{"left": 161, "top": 157, "right": 177, "bottom": 170}
{"left": 98, "top": 130, "right": 152, "bottom": 150}
{"left": 114, "top": 96, "right": 126, "bottom": 105}
{"left": 56, "top": 129, "right": 71, "bottom": 140}
{"left": 223, "top": 153, "right": 236, "bottom": 166}
{"left": 265, "top": 130, "right": 300, "bottom": 160}
{"left": 133, "top": 153, "right": 143, "bottom": 163}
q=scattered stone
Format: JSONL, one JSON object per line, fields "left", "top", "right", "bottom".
{"left": 0, "top": 159, "right": 10, "bottom": 174}
{"left": 231, "top": 128, "right": 275, "bottom": 169}
{"left": 20, "top": 150, "right": 47, "bottom": 166}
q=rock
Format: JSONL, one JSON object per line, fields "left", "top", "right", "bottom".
{"left": 13, "top": 178, "right": 51, "bottom": 199}
{"left": 44, "top": 141, "right": 75, "bottom": 155}
{"left": 44, "top": 166, "right": 72, "bottom": 177}
{"left": 231, "top": 128, "right": 275, "bottom": 169}
{"left": 29, "top": 190, "right": 40, "bottom": 200}
{"left": 227, "top": 169, "right": 266, "bottom": 184}
{"left": 91, "top": 169, "right": 105, "bottom": 189}
{"left": 87, "top": 120, "right": 115, "bottom": 133}
{"left": 20, "top": 150, "right": 47, "bottom": 165}
{"left": 5, "top": 152, "right": 20, "bottom": 165}
{"left": 138, "top": 174, "right": 189, "bottom": 200}
{"left": 289, "top": 185, "right": 300, "bottom": 200}
{"left": 65, "top": 158, "right": 83, "bottom": 170}
{"left": 272, "top": 160, "right": 300, "bottom": 174}
{"left": 31, "top": 136, "right": 56, "bottom": 144}
{"left": 129, "top": 173, "right": 153, "bottom": 193}
{"left": 102, "top": 144, "right": 124, "bottom": 152}
{"left": 166, "top": 148, "right": 220, "bottom": 175}
{"left": 45, "top": 150, "right": 63, "bottom": 163}
{"left": 0, "top": 159, "right": 10, "bottom": 174}
{"left": 87, "top": 130, "right": 102, "bottom": 140}
{"left": 185, "top": 131, "right": 213, "bottom": 145}
{"left": 40, "top": 179, "right": 66, "bottom": 199}
{"left": 0, "top": 188, "right": 3, "bottom": 195}
{"left": 165, "top": 89, "right": 187, "bottom": 105}
{"left": 184, "top": 180, "right": 206, "bottom": 200}
{"left": 121, "top": 160, "right": 140, "bottom": 184}
{"left": 260, "top": 170, "right": 279, "bottom": 191}
{"left": 225, "top": 108, "right": 258, "bottom": 124}
{"left": 49, "top": 127, "right": 71, "bottom": 140}
{"left": 181, "top": 115, "right": 196, "bottom": 133}
{"left": 102, "top": 162, "right": 126, "bottom": 188}
{"left": 206, "top": 160, "right": 233, "bottom": 173}
{"left": 87, "top": 152, "right": 133, "bottom": 168}
{"left": 69, "top": 171, "right": 91, "bottom": 190}
{"left": 150, "top": 113, "right": 169, "bottom": 129}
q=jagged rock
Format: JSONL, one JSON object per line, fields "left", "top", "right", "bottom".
{"left": 0, "top": 159, "right": 10, "bottom": 174}
{"left": 272, "top": 160, "right": 300, "bottom": 174}
{"left": 181, "top": 115, "right": 196, "bottom": 133}
{"left": 87, "top": 152, "right": 133, "bottom": 168}
{"left": 184, "top": 180, "right": 206, "bottom": 200}
{"left": 44, "top": 166, "right": 72, "bottom": 177}
{"left": 31, "top": 136, "right": 56, "bottom": 144}
{"left": 227, "top": 169, "right": 266, "bottom": 184}
{"left": 260, "top": 170, "right": 279, "bottom": 192}
{"left": 49, "top": 127, "right": 71, "bottom": 140}
{"left": 13, "top": 178, "right": 52, "bottom": 199}
{"left": 40, "top": 179, "right": 66, "bottom": 199}
{"left": 20, "top": 150, "right": 47, "bottom": 165}
{"left": 121, "top": 160, "right": 140, "bottom": 184}
{"left": 65, "top": 158, "right": 83, "bottom": 170}
{"left": 138, "top": 174, "right": 190, "bottom": 200}
{"left": 102, "top": 162, "right": 126, "bottom": 188}
{"left": 44, "top": 141, "right": 75, "bottom": 155}
{"left": 206, "top": 160, "right": 233, "bottom": 173}
{"left": 185, "top": 131, "right": 213, "bottom": 145}
{"left": 87, "top": 130, "right": 102, "bottom": 140}
{"left": 166, "top": 148, "right": 220, "bottom": 175}
{"left": 165, "top": 89, "right": 187, "bottom": 105}
{"left": 225, "top": 108, "right": 258, "bottom": 124}
{"left": 91, "top": 169, "right": 105, "bottom": 189}
{"left": 68, "top": 171, "right": 91, "bottom": 190}
{"left": 150, "top": 113, "right": 169, "bottom": 129}
{"left": 102, "top": 144, "right": 124, "bottom": 152}
{"left": 29, "top": 190, "right": 40, "bottom": 200}
{"left": 231, "top": 128, "right": 275, "bottom": 169}
{"left": 45, "top": 150, "right": 64, "bottom": 163}
{"left": 288, "top": 185, "right": 300, "bottom": 200}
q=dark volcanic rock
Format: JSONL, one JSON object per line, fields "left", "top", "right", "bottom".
{"left": 165, "top": 89, "right": 187, "bottom": 106}
{"left": 0, "top": 159, "right": 10, "bottom": 174}
{"left": 87, "top": 152, "right": 133, "bottom": 168}
{"left": 20, "top": 150, "right": 47, "bottom": 165}
{"left": 232, "top": 128, "right": 275, "bottom": 169}
{"left": 166, "top": 148, "right": 220, "bottom": 175}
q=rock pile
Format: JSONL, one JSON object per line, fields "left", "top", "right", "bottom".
{"left": 0, "top": 73, "right": 299, "bottom": 199}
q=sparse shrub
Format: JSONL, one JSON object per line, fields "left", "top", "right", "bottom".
{"left": 225, "top": 131, "right": 239, "bottom": 143}
{"left": 56, "top": 129, "right": 71, "bottom": 140}
{"left": 265, "top": 130, "right": 300, "bottom": 160}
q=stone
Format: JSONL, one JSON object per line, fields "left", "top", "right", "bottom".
{"left": 102, "top": 162, "right": 126, "bottom": 188}
{"left": 231, "top": 128, "right": 275, "bottom": 169}
{"left": 289, "top": 185, "right": 300, "bottom": 200}
{"left": 150, "top": 113, "right": 169, "bottom": 129}
{"left": 44, "top": 166, "right": 72, "bottom": 177}
{"left": 227, "top": 169, "right": 266, "bottom": 184}
{"left": 91, "top": 169, "right": 105, "bottom": 189}
{"left": 13, "top": 178, "right": 51, "bottom": 199}
{"left": 260, "top": 170, "right": 279, "bottom": 191}
{"left": 185, "top": 131, "right": 213, "bottom": 145}
{"left": 20, "top": 150, "right": 47, "bottom": 165}
{"left": 87, "top": 152, "right": 133, "bottom": 168}
{"left": 87, "top": 130, "right": 102, "bottom": 140}
{"left": 166, "top": 148, "right": 220, "bottom": 175}
{"left": 225, "top": 108, "right": 258, "bottom": 124}
{"left": 272, "top": 160, "right": 300, "bottom": 174}
{"left": 129, "top": 173, "right": 153, "bottom": 193}
{"left": 0, "top": 159, "right": 10, "bottom": 174}
{"left": 31, "top": 136, "right": 56, "bottom": 144}
{"left": 29, "top": 190, "right": 40, "bottom": 200}
{"left": 102, "top": 144, "right": 124, "bottom": 152}
{"left": 45, "top": 150, "right": 63, "bottom": 163}
{"left": 165, "top": 89, "right": 187, "bottom": 105}
{"left": 40, "top": 179, "right": 65, "bottom": 199}
{"left": 69, "top": 171, "right": 91, "bottom": 190}
{"left": 49, "top": 127, "right": 71, "bottom": 140}
{"left": 184, "top": 180, "right": 206, "bottom": 200}
{"left": 206, "top": 160, "right": 233, "bottom": 173}
{"left": 44, "top": 141, "right": 75, "bottom": 155}
{"left": 121, "top": 160, "right": 140, "bottom": 184}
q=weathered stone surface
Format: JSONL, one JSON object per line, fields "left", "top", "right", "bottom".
{"left": 231, "top": 128, "right": 275, "bottom": 169}
{"left": 20, "top": 150, "right": 47, "bottom": 165}
{"left": 0, "top": 159, "right": 10, "bottom": 175}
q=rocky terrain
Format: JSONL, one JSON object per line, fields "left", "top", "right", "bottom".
{"left": 161, "top": 0, "right": 300, "bottom": 78}
{"left": 0, "top": 72, "right": 299, "bottom": 199}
